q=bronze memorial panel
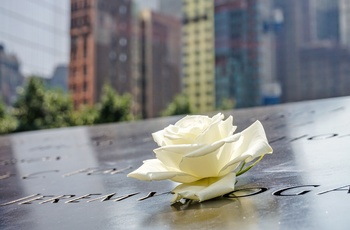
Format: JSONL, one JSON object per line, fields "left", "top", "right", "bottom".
{"left": 1, "top": 97, "right": 350, "bottom": 229}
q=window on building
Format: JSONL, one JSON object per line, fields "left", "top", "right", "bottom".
{"left": 83, "top": 81, "right": 88, "bottom": 92}
{"left": 71, "top": 36, "right": 78, "bottom": 60}
{"left": 83, "top": 33, "right": 89, "bottom": 58}
{"left": 119, "top": 5, "right": 127, "bottom": 14}
{"left": 83, "top": 65, "right": 87, "bottom": 76}
{"left": 119, "top": 53, "right": 127, "bottom": 62}
{"left": 119, "top": 38, "right": 128, "bottom": 46}
{"left": 71, "top": 67, "right": 76, "bottom": 77}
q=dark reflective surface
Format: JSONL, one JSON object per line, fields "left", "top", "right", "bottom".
{"left": 1, "top": 97, "right": 350, "bottom": 229}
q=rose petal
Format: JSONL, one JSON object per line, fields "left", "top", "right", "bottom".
{"left": 152, "top": 129, "right": 166, "bottom": 146}
{"left": 171, "top": 172, "right": 236, "bottom": 202}
{"left": 218, "top": 115, "right": 236, "bottom": 137}
{"left": 194, "top": 115, "right": 223, "bottom": 144}
{"left": 175, "top": 115, "right": 212, "bottom": 129}
{"left": 153, "top": 133, "right": 240, "bottom": 178}
{"left": 154, "top": 144, "right": 204, "bottom": 170}
{"left": 177, "top": 134, "right": 241, "bottom": 178}
{"left": 185, "top": 133, "right": 241, "bottom": 158}
{"left": 127, "top": 159, "right": 200, "bottom": 183}
{"left": 219, "top": 120, "right": 273, "bottom": 175}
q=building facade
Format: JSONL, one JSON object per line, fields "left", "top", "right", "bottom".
{"left": 274, "top": 0, "right": 313, "bottom": 102}
{"left": 299, "top": 44, "right": 350, "bottom": 100}
{"left": 139, "top": 10, "right": 181, "bottom": 118}
{"left": 69, "top": 0, "right": 134, "bottom": 109}
{"left": 48, "top": 65, "right": 68, "bottom": 92}
{"left": 159, "top": 0, "right": 182, "bottom": 19}
{"left": 182, "top": 0, "right": 215, "bottom": 113}
{"left": 275, "top": 0, "right": 350, "bottom": 102}
{"left": 214, "top": 0, "right": 277, "bottom": 108}
{"left": 0, "top": 44, "right": 24, "bottom": 105}
{"left": 340, "top": 0, "right": 350, "bottom": 47}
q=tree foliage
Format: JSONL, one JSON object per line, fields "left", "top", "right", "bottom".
{"left": 13, "top": 77, "right": 74, "bottom": 131}
{"left": 161, "top": 94, "right": 192, "bottom": 116}
{"left": 0, "top": 80, "right": 135, "bottom": 135}
{"left": 72, "top": 105, "right": 98, "bottom": 126}
{"left": 95, "top": 85, "right": 133, "bottom": 124}
{"left": 0, "top": 99, "right": 17, "bottom": 134}
{"left": 218, "top": 98, "right": 236, "bottom": 110}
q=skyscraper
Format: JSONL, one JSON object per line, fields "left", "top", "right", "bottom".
{"left": 159, "top": 0, "right": 182, "bottom": 19}
{"left": 214, "top": 0, "right": 276, "bottom": 108}
{"left": 48, "top": 65, "right": 68, "bottom": 92}
{"left": 139, "top": 10, "right": 181, "bottom": 118}
{"left": 69, "top": 0, "right": 134, "bottom": 108}
{"left": 0, "top": 44, "right": 24, "bottom": 105}
{"left": 340, "top": 0, "right": 350, "bottom": 47}
{"left": 312, "top": 0, "right": 340, "bottom": 42}
{"left": 274, "top": 0, "right": 313, "bottom": 102}
{"left": 275, "top": 0, "right": 350, "bottom": 102}
{"left": 182, "top": 0, "right": 215, "bottom": 113}
{"left": 299, "top": 43, "right": 350, "bottom": 100}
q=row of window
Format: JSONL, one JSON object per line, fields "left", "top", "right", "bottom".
{"left": 71, "top": 0, "right": 91, "bottom": 12}
{"left": 70, "top": 81, "right": 89, "bottom": 94}
{"left": 71, "top": 15, "right": 90, "bottom": 29}
{"left": 183, "top": 80, "right": 213, "bottom": 88}
{"left": 183, "top": 48, "right": 214, "bottom": 57}
{"left": 183, "top": 26, "right": 213, "bottom": 36}
{"left": 98, "top": 2, "right": 129, "bottom": 15}
{"left": 194, "top": 101, "right": 213, "bottom": 109}
{"left": 71, "top": 34, "right": 89, "bottom": 59}
{"left": 183, "top": 14, "right": 210, "bottom": 24}
{"left": 70, "top": 64, "right": 88, "bottom": 78}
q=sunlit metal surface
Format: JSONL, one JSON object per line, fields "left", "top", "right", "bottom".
{"left": 1, "top": 97, "right": 350, "bottom": 229}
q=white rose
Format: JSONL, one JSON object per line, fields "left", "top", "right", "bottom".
{"left": 128, "top": 113, "right": 273, "bottom": 202}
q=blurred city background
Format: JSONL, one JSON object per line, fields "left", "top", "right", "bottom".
{"left": 1, "top": 0, "right": 350, "bottom": 133}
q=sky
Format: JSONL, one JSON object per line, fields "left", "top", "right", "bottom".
{"left": 0, "top": 0, "right": 159, "bottom": 78}
{"left": 0, "top": 0, "right": 70, "bottom": 78}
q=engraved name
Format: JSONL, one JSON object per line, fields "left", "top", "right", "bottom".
{"left": 1, "top": 184, "right": 349, "bottom": 207}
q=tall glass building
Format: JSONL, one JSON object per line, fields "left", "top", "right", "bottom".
{"left": 214, "top": 0, "right": 276, "bottom": 108}
{"left": 182, "top": 0, "right": 215, "bottom": 113}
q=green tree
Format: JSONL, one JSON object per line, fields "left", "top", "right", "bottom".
{"left": 72, "top": 105, "right": 98, "bottom": 126}
{"left": 161, "top": 94, "right": 192, "bottom": 116}
{"left": 95, "top": 85, "right": 133, "bottom": 124}
{"left": 0, "top": 99, "right": 17, "bottom": 134}
{"left": 13, "top": 77, "right": 74, "bottom": 131}
{"left": 218, "top": 98, "right": 236, "bottom": 110}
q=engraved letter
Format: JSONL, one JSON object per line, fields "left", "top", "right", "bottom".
{"left": 0, "top": 194, "right": 40, "bottom": 206}
{"left": 273, "top": 185, "right": 319, "bottom": 196}
{"left": 225, "top": 187, "right": 268, "bottom": 198}
{"left": 87, "top": 193, "right": 117, "bottom": 202}
{"left": 65, "top": 194, "right": 101, "bottom": 203}
{"left": 307, "top": 134, "right": 338, "bottom": 140}
{"left": 39, "top": 195, "right": 75, "bottom": 204}
{"left": 318, "top": 185, "right": 350, "bottom": 195}
{"left": 138, "top": 192, "right": 157, "bottom": 201}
